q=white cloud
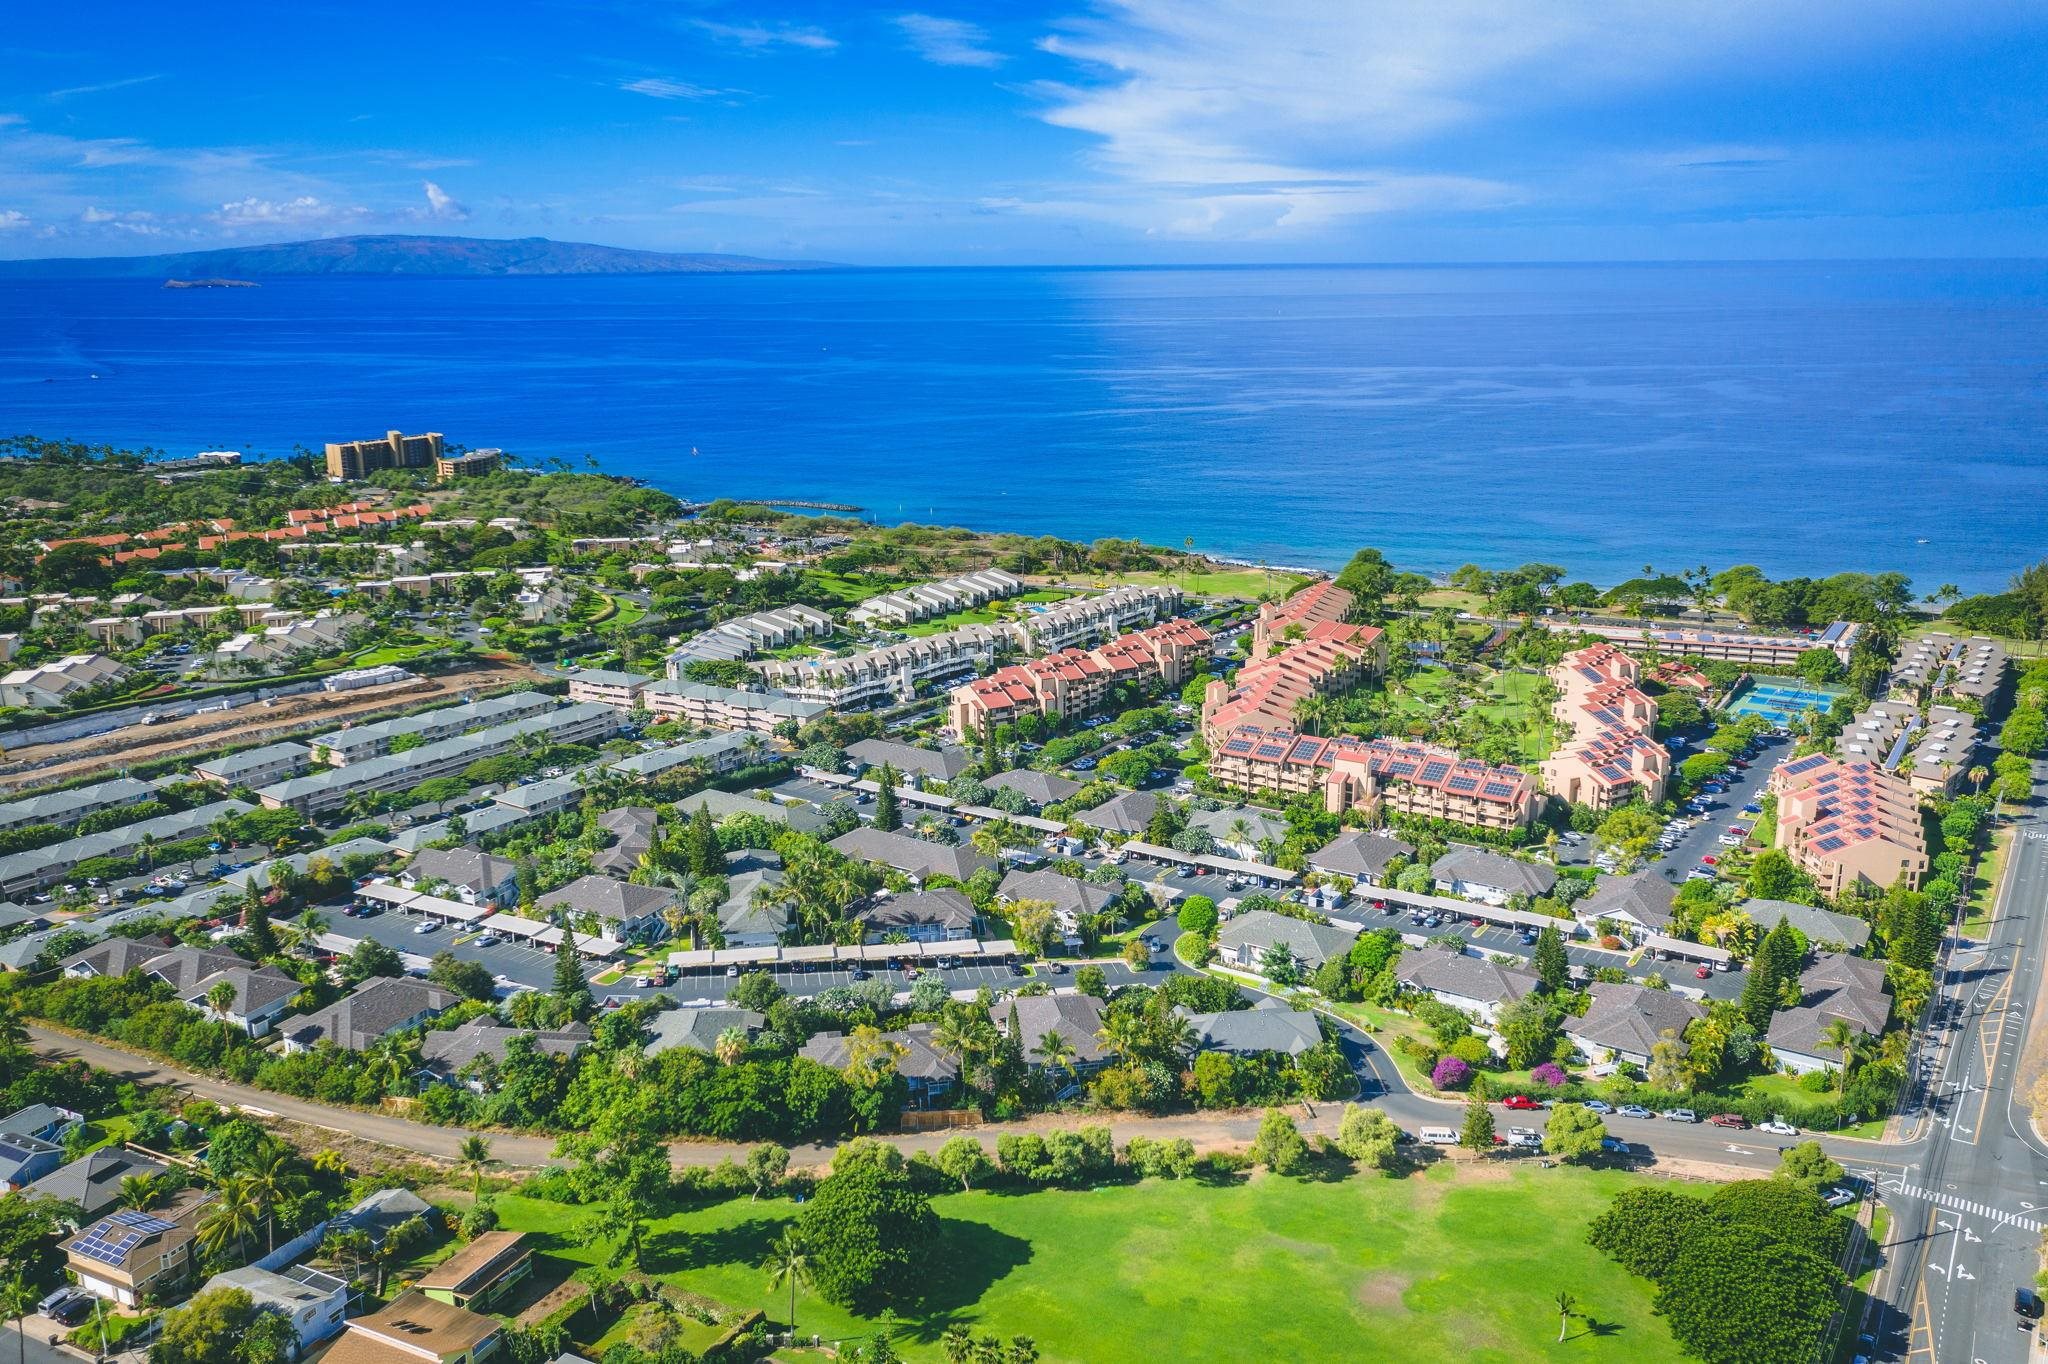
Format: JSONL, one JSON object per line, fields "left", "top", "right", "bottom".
{"left": 212, "top": 195, "right": 346, "bottom": 227}
{"left": 0, "top": 210, "right": 28, "bottom": 230}
{"left": 1030, "top": 0, "right": 1950, "bottom": 238}
{"left": 896, "top": 14, "right": 1002, "bottom": 67}
{"left": 421, "top": 180, "right": 468, "bottom": 220}
{"left": 691, "top": 19, "right": 836, "bottom": 50}
{"left": 79, "top": 205, "right": 116, "bottom": 222}
{"left": 621, "top": 77, "right": 725, "bottom": 101}
{"left": 47, "top": 73, "right": 160, "bottom": 100}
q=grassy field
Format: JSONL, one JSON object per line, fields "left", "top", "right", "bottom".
{"left": 492, "top": 1163, "right": 1675, "bottom": 1363}
{"left": 1105, "top": 567, "right": 1312, "bottom": 600}
{"left": 1476, "top": 671, "right": 1557, "bottom": 763}
{"left": 1962, "top": 820, "right": 2014, "bottom": 938}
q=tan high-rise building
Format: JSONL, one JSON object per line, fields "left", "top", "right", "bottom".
{"left": 325, "top": 430, "right": 443, "bottom": 480}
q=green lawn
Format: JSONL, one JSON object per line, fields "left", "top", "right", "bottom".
{"left": 1475, "top": 672, "right": 1557, "bottom": 763}
{"left": 1109, "top": 568, "right": 1312, "bottom": 600}
{"left": 494, "top": 1164, "right": 1676, "bottom": 1363}
{"left": 352, "top": 638, "right": 452, "bottom": 667}
{"left": 1962, "top": 821, "right": 2013, "bottom": 938}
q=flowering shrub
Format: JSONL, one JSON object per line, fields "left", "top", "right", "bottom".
{"left": 1531, "top": 1062, "right": 1568, "bottom": 1087}
{"left": 1431, "top": 1056, "right": 1473, "bottom": 1090}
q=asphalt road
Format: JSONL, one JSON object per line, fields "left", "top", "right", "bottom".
{"left": 1855, "top": 756, "right": 2048, "bottom": 1364}
{"left": 1652, "top": 732, "right": 1788, "bottom": 888}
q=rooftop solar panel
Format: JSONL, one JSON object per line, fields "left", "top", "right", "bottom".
{"left": 1419, "top": 761, "right": 1451, "bottom": 783}
{"left": 1446, "top": 775, "right": 1479, "bottom": 793}
{"left": 1481, "top": 781, "right": 1516, "bottom": 797}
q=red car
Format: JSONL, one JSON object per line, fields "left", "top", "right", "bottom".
{"left": 1706, "top": 1113, "right": 1749, "bottom": 1129}
{"left": 1700, "top": 855, "right": 1719, "bottom": 866}
{"left": 1501, "top": 1094, "right": 1542, "bottom": 1111}
{"left": 1469, "top": 917, "right": 1486, "bottom": 929}
{"left": 1694, "top": 965, "right": 1712, "bottom": 979}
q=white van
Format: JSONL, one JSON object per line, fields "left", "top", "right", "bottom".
{"left": 1418, "top": 1126, "right": 1458, "bottom": 1146}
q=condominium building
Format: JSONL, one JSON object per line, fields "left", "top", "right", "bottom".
{"left": 1837, "top": 700, "right": 1980, "bottom": 797}
{"left": 325, "top": 430, "right": 443, "bottom": 480}
{"left": 564, "top": 668, "right": 656, "bottom": 710}
{"left": 0, "top": 654, "right": 130, "bottom": 710}
{"left": 207, "top": 612, "right": 363, "bottom": 672}
{"left": 0, "top": 800, "right": 254, "bottom": 899}
{"left": 1540, "top": 644, "right": 1670, "bottom": 809}
{"left": 191, "top": 742, "right": 312, "bottom": 790}
{"left": 1200, "top": 618, "right": 1386, "bottom": 743}
{"left": 640, "top": 679, "right": 827, "bottom": 732}
{"left": 260, "top": 703, "right": 618, "bottom": 814}
{"left": 1250, "top": 578, "right": 1352, "bottom": 653}
{"left": 1890, "top": 633, "right": 2010, "bottom": 713}
{"left": 948, "top": 617, "right": 1212, "bottom": 737}
{"left": 0, "top": 777, "right": 154, "bottom": 837}
{"left": 433, "top": 449, "right": 501, "bottom": 482}
{"left": 1011, "top": 584, "right": 1182, "bottom": 652}
{"left": 1530, "top": 618, "right": 1864, "bottom": 667}
{"left": 309, "top": 692, "right": 556, "bottom": 765}
{"left": 754, "top": 623, "right": 1008, "bottom": 709}
{"left": 666, "top": 605, "right": 834, "bottom": 671}
{"left": 849, "top": 570, "right": 1024, "bottom": 627}
{"left": 1771, "top": 754, "right": 1928, "bottom": 895}
{"left": 1208, "top": 727, "right": 1540, "bottom": 831}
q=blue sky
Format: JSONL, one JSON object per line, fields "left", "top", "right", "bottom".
{"left": 4, "top": 0, "right": 2046, "bottom": 264}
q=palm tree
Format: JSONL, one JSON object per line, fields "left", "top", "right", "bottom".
{"left": 117, "top": 1173, "right": 171, "bottom": 1211}
{"left": 457, "top": 1135, "right": 495, "bottom": 1204}
{"left": 242, "top": 1147, "right": 301, "bottom": 1254}
{"left": 136, "top": 832, "right": 160, "bottom": 871}
{"left": 713, "top": 1027, "right": 749, "bottom": 1066}
{"left": 1554, "top": 1290, "right": 1577, "bottom": 1343}
{"left": 941, "top": 1325, "right": 976, "bottom": 1364}
{"left": 365, "top": 1032, "right": 423, "bottom": 1096}
{"left": 198, "top": 1177, "right": 263, "bottom": 1261}
{"left": 206, "top": 980, "right": 238, "bottom": 1021}
{"left": 0, "top": 1272, "right": 36, "bottom": 1364}
{"left": 1095, "top": 1012, "right": 1146, "bottom": 1066}
{"left": 760, "top": 1229, "right": 811, "bottom": 1341}
{"left": 1970, "top": 764, "right": 1990, "bottom": 795}
{"left": 1032, "top": 1031, "right": 1078, "bottom": 1089}
{"left": 1819, "top": 1019, "right": 1863, "bottom": 1098}
{"left": 293, "top": 909, "right": 330, "bottom": 956}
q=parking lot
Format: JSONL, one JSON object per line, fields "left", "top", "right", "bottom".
{"left": 321, "top": 908, "right": 563, "bottom": 992}
{"left": 1652, "top": 733, "right": 1789, "bottom": 887}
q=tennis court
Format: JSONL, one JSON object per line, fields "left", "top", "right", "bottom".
{"left": 1724, "top": 676, "right": 1848, "bottom": 726}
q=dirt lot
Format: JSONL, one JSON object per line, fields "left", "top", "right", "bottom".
{"left": 0, "top": 658, "right": 541, "bottom": 794}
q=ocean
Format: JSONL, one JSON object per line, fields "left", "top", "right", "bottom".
{"left": 2, "top": 260, "right": 2044, "bottom": 592}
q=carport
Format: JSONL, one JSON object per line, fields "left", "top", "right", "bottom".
{"left": 1641, "top": 934, "right": 1733, "bottom": 967}
{"left": 782, "top": 944, "right": 838, "bottom": 967}
{"left": 1362, "top": 884, "right": 1585, "bottom": 937}
{"left": 408, "top": 892, "right": 491, "bottom": 927}
{"left": 668, "top": 948, "right": 720, "bottom": 975}
{"left": 956, "top": 805, "right": 1064, "bottom": 833}
{"left": 1120, "top": 841, "right": 1299, "bottom": 885}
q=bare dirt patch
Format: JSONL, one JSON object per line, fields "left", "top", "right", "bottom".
{"left": 1353, "top": 1272, "right": 1413, "bottom": 1312}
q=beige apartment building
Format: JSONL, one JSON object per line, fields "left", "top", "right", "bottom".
{"left": 1250, "top": 578, "right": 1353, "bottom": 653}
{"left": 325, "top": 430, "right": 444, "bottom": 480}
{"left": 948, "top": 617, "right": 1211, "bottom": 737}
{"left": 1771, "top": 754, "right": 1928, "bottom": 895}
{"left": 1209, "top": 727, "right": 1540, "bottom": 832}
{"left": 1540, "top": 643, "right": 1670, "bottom": 809}
{"left": 1201, "top": 621, "right": 1386, "bottom": 743}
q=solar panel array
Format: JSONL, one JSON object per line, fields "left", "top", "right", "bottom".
{"left": 71, "top": 1210, "right": 176, "bottom": 1266}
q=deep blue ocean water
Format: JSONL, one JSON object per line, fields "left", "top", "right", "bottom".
{"left": 2, "top": 261, "right": 2044, "bottom": 591}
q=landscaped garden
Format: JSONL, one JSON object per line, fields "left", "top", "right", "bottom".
{"left": 490, "top": 1164, "right": 1679, "bottom": 1362}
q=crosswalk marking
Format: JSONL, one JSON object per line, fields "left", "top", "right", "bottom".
{"left": 1886, "top": 1182, "right": 2043, "bottom": 1232}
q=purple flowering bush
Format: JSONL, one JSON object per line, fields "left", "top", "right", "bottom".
{"left": 1431, "top": 1055, "right": 1473, "bottom": 1090}
{"left": 1531, "top": 1062, "right": 1569, "bottom": 1087}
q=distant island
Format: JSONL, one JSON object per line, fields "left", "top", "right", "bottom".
{"left": 0, "top": 233, "right": 842, "bottom": 280}
{"left": 162, "top": 278, "right": 258, "bottom": 289}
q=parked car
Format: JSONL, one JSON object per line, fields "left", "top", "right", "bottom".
{"left": 1824, "top": 1186, "right": 1859, "bottom": 1209}
{"left": 47, "top": 1293, "right": 93, "bottom": 1326}
{"left": 1616, "top": 1104, "right": 1654, "bottom": 1119}
{"left": 1758, "top": 1120, "right": 1799, "bottom": 1136}
{"left": 1660, "top": 1108, "right": 1699, "bottom": 1123}
{"left": 1706, "top": 1112, "right": 1749, "bottom": 1129}
{"left": 412, "top": 920, "right": 438, "bottom": 935}
{"left": 1695, "top": 965, "right": 1713, "bottom": 979}
{"left": 1600, "top": 1137, "right": 1632, "bottom": 1155}
{"left": 1580, "top": 1099, "right": 1614, "bottom": 1114}
{"left": 1506, "top": 1127, "right": 1542, "bottom": 1148}
{"left": 1501, "top": 1094, "right": 1542, "bottom": 1111}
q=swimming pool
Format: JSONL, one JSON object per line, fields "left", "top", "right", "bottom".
{"left": 1724, "top": 676, "right": 1848, "bottom": 726}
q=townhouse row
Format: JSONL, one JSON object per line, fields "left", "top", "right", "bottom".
{"left": 1538, "top": 643, "right": 1670, "bottom": 810}
{"left": 946, "top": 617, "right": 1212, "bottom": 737}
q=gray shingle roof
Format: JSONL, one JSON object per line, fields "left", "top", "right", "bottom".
{"left": 800, "top": 1023, "right": 960, "bottom": 1082}
{"left": 983, "top": 769, "right": 1081, "bottom": 807}
{"left": 27, "top": 1149, "right": 167, "bottom": 1219}
{"left": 1216, "top": 909, "right": 1357, "bottom": 971}
{"left": 282, "top": 977, "right": 459, "bottom": 1052}
{"left": 859, "top": 888, "right": 978, "bottom": 936}
{"left": 717, "top": 869, "right": 790, "bottom": 939}
{"left": 829, "top": 827, "right": 994, "bottom": 882}
{"left": 643, "top": 1007, "right": 765, "bottom": 1056}
{"left": 1074, "top": 790, "right": 1159, "bottom": 835}
{"left": 1576, "top": 871, "right": 1675, "bottom": 930}
{"left": 420, "top": 1018, "right": 591, "bottom": 1079}
{"left": 1182, "top": 998, "right": 1323, "bottom": 1057}
{"left": 537, "top": 875, "right": 681, "bottom": 925}
{"left": 998, "top": 868, "right": 1118, "bottom": 924}
{"left": 992, "top": 992, "right": 1109, "bottom": 1065}
{"left": 844, "top": 739, "right": 972, "bottom": 782}
{"left": 1306, "top": 829, "right": 1415, "bottom": 880}
{"left": 1566, "top": 982, "right": 1705, "bottom": 1058}
{"left": 1744, "top": 899, "right": 1872, "bottom": 950}
{"left": 1393, "top": 944, "right": 1541, "bottom": 1008}
{"left": 406, "top": 847, "right": 519, "bottom": 896}
{"left": 1430, "top": 847, "right": 1557, "bottom": 898}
